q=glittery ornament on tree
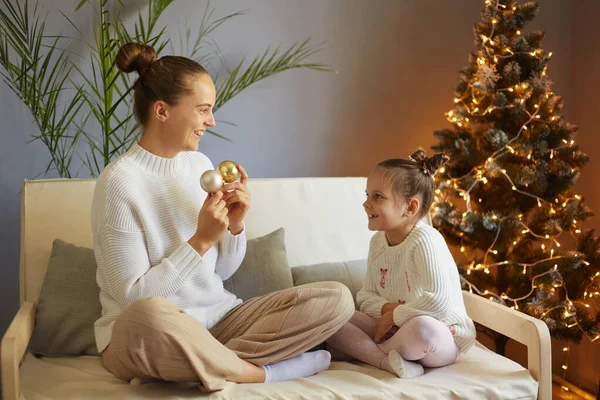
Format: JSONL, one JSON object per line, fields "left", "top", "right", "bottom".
{"left": 515, "top": 164, "right": 537, "bottom": 186}
{"left": 460, "top": 217, "right": 475, "bottom": 233}
{"left": 484, "top": 129, "right": 509, "bottom": 150}
{"left": 503, "top": 61, "right": 522, "bottom": 85}
{"left": 493, "top": 92, "right": 509, "bottom": 107}
{"left": 531, "top": 76, "right": 553, "bottom": 92}
{"left": 485, "top": 159, "right": 502, "bottom": 178}
{"left": 481, "top": 214, "right": 497, "bottom": 231}
{"left": 474, "top": 64, "right": 500, "bottom": 90}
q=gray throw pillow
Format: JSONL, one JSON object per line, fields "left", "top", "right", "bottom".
{"left": 291, "top": 259, "right": 367, "bottom": 306}
{"left": 28, "top": 239, "right": 102, "bottom": 357}
{"left": 223, "top": 228, "right": 293, "bottom": 301}
{"left": 29, "top": 229, "right": 291, "bottom": 357}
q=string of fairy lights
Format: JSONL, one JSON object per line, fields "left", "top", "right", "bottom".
{"left": 430, "top": 0, "right": 599, "bottom": 388}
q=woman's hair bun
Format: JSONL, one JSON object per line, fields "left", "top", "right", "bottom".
{"left": 115, "top": 43, "right": 158, "bottom": 75}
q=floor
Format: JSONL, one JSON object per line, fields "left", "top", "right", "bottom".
{"left": 552, "top": 376, "right": 597, "bottom": 400}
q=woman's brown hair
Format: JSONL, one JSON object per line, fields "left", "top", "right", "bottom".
{"left": 115, "top": 43, "right": 209, "bottom": 125}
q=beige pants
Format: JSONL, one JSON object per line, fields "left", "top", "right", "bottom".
{"left": 101, "top": 282, "right": 354, "bottom": 391}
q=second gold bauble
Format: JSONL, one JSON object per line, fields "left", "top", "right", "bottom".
{"left": 218, "top": 160, "right": 239, "bottom": 183}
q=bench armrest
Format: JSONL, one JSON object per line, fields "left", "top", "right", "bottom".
{"left": 1, "top": 301, "right": 36, "bottom": 400}
{"left": 462, "top": 291, "right": 551, "bottom": 400}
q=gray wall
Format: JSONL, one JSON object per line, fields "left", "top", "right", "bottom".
{"left": 0, "top": 0, "right": 585, "bottom": 380}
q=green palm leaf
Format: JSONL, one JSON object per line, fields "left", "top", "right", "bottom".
{"left": 213, "top": 38, "right": 333, "bottom": 118}
{"left": 0, "top": 0, "right": 86, "bottom": 177}
{"left": 2, "top": 0, "right": 334, "bottom": 177}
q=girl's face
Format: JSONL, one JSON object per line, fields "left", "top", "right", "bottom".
{"left": 155, "top": 73, "right": 216, "bottom": 155}
{"left": 363, "top": 168, "right": 420, "bottom": 233}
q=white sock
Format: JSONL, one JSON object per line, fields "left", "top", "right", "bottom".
{"left": 262, "top": 350, "right": 331, "bottom": 383}
{"left": 385, "top": 350, "right": 425, "bottom": 378}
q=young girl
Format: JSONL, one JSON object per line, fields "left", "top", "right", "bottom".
{"left": 326, "top": 149, "right": 476, "bottom": 378}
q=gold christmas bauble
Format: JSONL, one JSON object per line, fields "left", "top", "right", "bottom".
{"left": 200, "top": 169, "right": 224, "bottom": 193}
{"left": 218, "top": 160, "right": 239, "bottom": 183}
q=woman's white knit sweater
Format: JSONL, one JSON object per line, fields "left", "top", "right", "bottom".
{"left": 356, "top": 222, "right": 476, "bottom": 353}
{"left": 91, "top": 144, "right": 246, "bottom": 353}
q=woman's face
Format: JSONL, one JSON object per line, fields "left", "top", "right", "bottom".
{"left": 158, "top": 73, "right": 217, "bottom": 154}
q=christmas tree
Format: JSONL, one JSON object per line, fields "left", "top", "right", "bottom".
{"left": 431, "top": 0, "right": 600, "bottom": 355}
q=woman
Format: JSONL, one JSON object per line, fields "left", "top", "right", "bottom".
{"left": 91, "top": 42, "right": 354, "bottom": 391}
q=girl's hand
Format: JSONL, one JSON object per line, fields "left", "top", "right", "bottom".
{"left": 374, "top": 311, "right": 396, "bottom": 344}
{"left": 380, "top": 326, "right": 399, "bottom": 342}
{"left": 222, "top": 165, "right": 251, "bottom": 234}
{"left": 381, "top": 302, "right": 402, "bottom": 315}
